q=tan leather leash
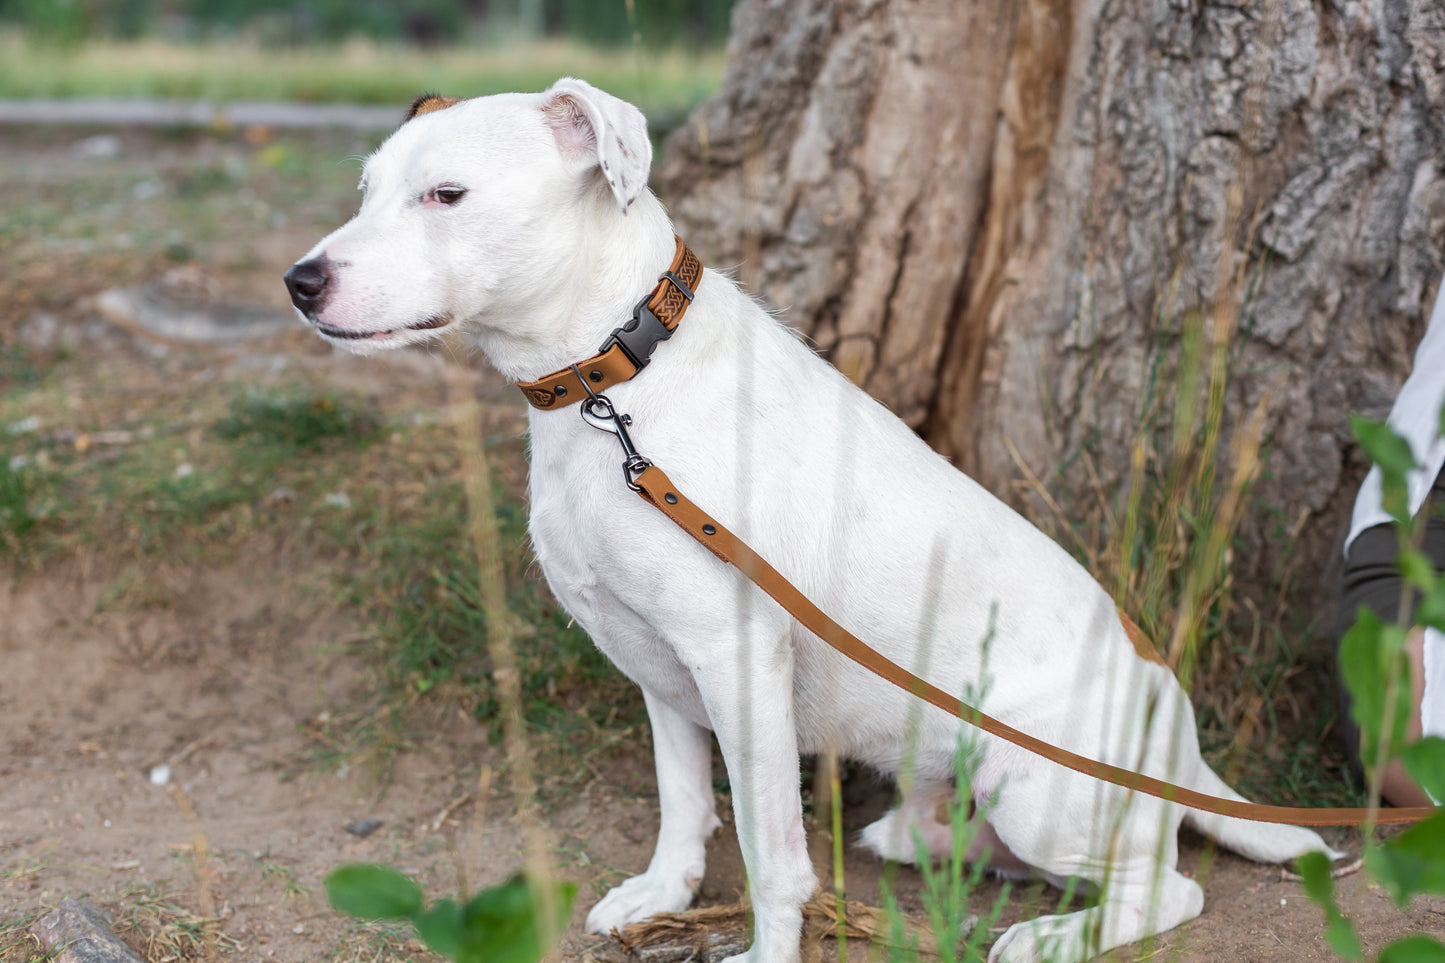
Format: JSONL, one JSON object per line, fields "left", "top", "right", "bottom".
{"left": 521, "top": 239, "right": 1437, "bottom": 828}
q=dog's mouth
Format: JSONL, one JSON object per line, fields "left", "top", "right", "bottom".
{"left": 313, "top": 314, "right": 451, "bottom": 341}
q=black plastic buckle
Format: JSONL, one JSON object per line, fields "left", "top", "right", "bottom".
{"left": 598, "top": 295, "right": 674, "bottom": 371}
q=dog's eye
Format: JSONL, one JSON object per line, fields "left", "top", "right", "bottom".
{"left": 433, "top": 186, "right": 467, "bottom": 206}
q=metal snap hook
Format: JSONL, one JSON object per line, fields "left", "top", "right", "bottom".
{"left": 574, "top": 366, "right": 650, "bottom": 491}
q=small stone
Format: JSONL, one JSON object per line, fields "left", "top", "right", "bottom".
{"left": 173, "top": 463, "right": 193, "bottom": 480}
{"left": 344, "top": 819, "right": 384, "bottom": 838}
{"left": 148, "top": 764, "right": 171, "bottom": 786}
{"left": 74, "top": 134, "right": 121, "bottom": 159}
{"left": 132, "top": 179, "right": 163, "bottom": 201}
{"left": 263, "top": 487, "right": 296, "bottom": 509}
{"left": 32, "top": 900, "right": 145, "bottom": 962}
{"left": 323, "top": 491, "right": 351, "bottom": 509}
{"left": 18, "top": 312, "right": 61, "bottom": 351}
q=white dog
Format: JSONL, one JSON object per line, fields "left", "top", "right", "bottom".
{"left": 285, "top": 79, "right": 1339, "bottom": 963}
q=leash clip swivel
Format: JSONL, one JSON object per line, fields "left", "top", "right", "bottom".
{"left": 574, "top": 366, "right": 651, "bottom": 492}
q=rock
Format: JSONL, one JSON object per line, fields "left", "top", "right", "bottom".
{"left": 72, "top": 134, "right": 121, "bottom": 159}
{"left": 17, "top": 312, "right": 62, "bottom": 352}
{"left": 32, "top": 900, "right": 145, "bottom": 963}
{"left": 344, "top": 818, "right": 383, "bottom": 838}
{"left": 94, "top": 268, "right": 294, "bottom": 345}
{"left": 148, "top": 763, "right": 171, "bottom": 786}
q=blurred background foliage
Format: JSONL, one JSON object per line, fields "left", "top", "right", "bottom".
{"left": 0, "top": 0, "right": 734, "bottom": 47}
{"left": 0, "top": 0, "right": 731, "bottom": 122}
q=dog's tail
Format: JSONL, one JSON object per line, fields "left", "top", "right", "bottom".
{"left": 1181, "top": 763, "right": 1346, "bottom": 863}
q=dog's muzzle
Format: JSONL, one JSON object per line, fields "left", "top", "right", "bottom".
{"left": 284, "top": 257, "right": 332, "bottom": 316}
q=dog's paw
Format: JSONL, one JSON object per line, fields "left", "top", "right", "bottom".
{"left": 584, "top": 871, "right": 697, "bottom": 935}
{"left": 858, "top": 808, "right": 952, "bottom": 865}
{"left": 987, "top": 916, "right": 1077, "bottom": 963}
{"left": 858, "top": 810, "right": 920, "bottom": 864}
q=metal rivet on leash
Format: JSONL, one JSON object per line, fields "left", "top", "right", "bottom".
{"left": 589, "top": 370, "right": 604, "bottom": 382}
{"left": 665, "top": 493, "right": 678, "bottom": 504}
{"left": 554, "top": 385, "right": 568, "bottom": 397}
{"left": 702, "top": 524, "right": 716, "bottom": 535}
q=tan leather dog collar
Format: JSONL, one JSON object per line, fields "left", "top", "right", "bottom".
{"left": 517, "top": 236, "right": 702, "bottom": 409}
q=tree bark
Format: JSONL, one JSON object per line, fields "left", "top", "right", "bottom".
{"left": 660, "top": 0, "right": 1445, "bottom": 606}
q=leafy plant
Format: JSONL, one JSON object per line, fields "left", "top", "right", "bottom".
{"left": 1298, "top": 406, "right": 1445, "bottom": 960}
{"left": 325, "top": 865, "right": 575, "bottom": 963}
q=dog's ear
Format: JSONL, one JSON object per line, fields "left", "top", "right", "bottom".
{"left": 406, "top": 93, "right": 461, "bottom": 122}
{"left": 541, "top": 77, "right": 652, "bottom": 212}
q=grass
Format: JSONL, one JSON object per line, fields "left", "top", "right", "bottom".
{"left": 0, "top": 912, "right": 55, "bottom": 963}
{"left": 0, "top": 32, "right": 725, "bottom": 127}
{"left": 0, "top": 382, "right": 380, "bottom": 564}
{"left": 109, "top": 884, "right": 231, "bottom": 960}
{"left": 0, "top": 352, "right": 641, "bottom": 785}
{"left": 325, "top": 919, "right": 430, "bottom": 963}
{"left": 0, "top": 887, "right": 236, "bottom": 963}
{"left": 241, "top": 848, "right": 314, "bottom": 904}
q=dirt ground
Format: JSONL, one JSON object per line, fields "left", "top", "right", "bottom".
{"left": 1, "top": 125, "right": 1442, "bottom": 963}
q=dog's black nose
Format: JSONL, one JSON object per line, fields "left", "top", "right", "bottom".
{"left": 284, "top": 258, "right": 332, "bottom": 314}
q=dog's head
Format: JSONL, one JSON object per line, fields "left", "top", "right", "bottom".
{"left": 283, "top": 78, "right": 653, "bottom": 356}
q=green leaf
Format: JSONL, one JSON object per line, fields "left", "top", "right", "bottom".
{"left": 1325, "top": 915, "right": 1365, "bottom": 962}
{"left": 1296, "top": 851, "right": 1334, "bottom": 905}
{"left": 1417, "top": 588, "right": 1445, "bottom": 634}
{"left": 440, "top": 876, "right": 579, "bottom": 963}
{"left": 1379, "top": 935, "right": 1445, "bottom": 963}
{"left": 1401, "top": 737, "right": 1445, "bottom": 803}
{"left": 1296, "top": 851, "right": 1364, "bottom": 961}
{"left": 413, "top": 898, "right": 465, "bottom": 959}
{"left": 1367, "top": 811, "right": 1445, "bottom": 905}
{"left": 324, "top": 864, "right": 424, "bottom": 920}
{"left": 1339, "top": 608, "right": 1413, "bottom": 769}
{"left": 1398, "top": 548, "right": 1438, "bottom": 593}
{"left": 1351, "top": 415, "right": 1416, "bottom": 527}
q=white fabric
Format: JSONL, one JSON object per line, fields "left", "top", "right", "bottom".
{"left": 1346, "top": 278, "right": 1445, "bottom": 551}
{"left": 1425, "top": 627, "right": 1444, "bottom": 805}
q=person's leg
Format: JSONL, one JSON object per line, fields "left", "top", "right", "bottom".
{"left": 1378, "top": 628, "right": 1431, "bottom": 808}
{"left": 1336, "top": 466, "right": 1445, "bottom": 808}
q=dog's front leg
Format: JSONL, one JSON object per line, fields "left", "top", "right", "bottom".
{"left": 698, "top": 631, "right": 816, "bottom": 963}
{"left": 585, "top": 689, "right": 720, "bottom": 934}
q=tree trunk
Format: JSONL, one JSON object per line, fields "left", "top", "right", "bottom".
{"left": 659, "top": 0, "right": 1445, "bottom": 612}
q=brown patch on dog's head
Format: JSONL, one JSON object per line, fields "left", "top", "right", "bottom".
{"left": 405, "top": 93, "right": 463, "bottom": 122}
